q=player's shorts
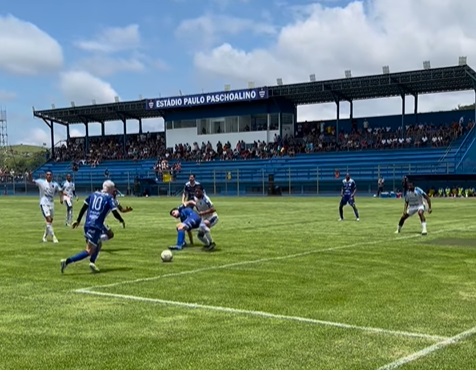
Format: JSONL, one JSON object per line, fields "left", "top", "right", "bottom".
{"left": 407, "top": 204, "right": 425, "bottom": 216}
{"left": 340, "top": 195, "right": 355, "bottom": 205}
{"left": 64, "top": 196, "right": 73, "bottom": 208}
{"left": 40, "top": 203, "right": 54, "bottom": 218}
{"left": 182, "top": 217, "right": 201, "bottom": 230}
{"left": 204, "top": 215, "right": 219, "bottom": 227}
{"left": 84, "top": 226, "right": 102, "bottom": 247}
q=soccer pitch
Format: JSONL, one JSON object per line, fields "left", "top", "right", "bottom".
{"left": 1, "top": 196, "right": 476, "bottom": 370}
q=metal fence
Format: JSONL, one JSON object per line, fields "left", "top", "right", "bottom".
{"left": 3, "top": 161, "right": 465, "bottom": 197}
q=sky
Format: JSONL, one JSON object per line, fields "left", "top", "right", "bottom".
{"left": 1, "top": 0, "right": 476, "bottom": 146}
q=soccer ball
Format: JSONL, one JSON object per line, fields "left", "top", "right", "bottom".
{"left": 161, "top": 249, "right": 173, "bottom": 263}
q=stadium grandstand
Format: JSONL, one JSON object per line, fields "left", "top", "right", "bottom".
{"left": 29, "top": 62, "right": 476, "bottom": 196}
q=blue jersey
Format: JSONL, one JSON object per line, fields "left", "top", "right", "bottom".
{"left": 342, "top": 178, "right": 356, "bottom": 196}
{"left": 177, "top": 205, "right": 201, "bottom": 230}
{"left": 84, "top": 192, "right": 117, "bottom": 230}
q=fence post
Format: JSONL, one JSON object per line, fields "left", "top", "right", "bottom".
{"left": 237, "top": 169, "right": 240, "bottom": 197}
{"left": 288, "top": 167, "right": 291, "bottom": 195}
{"left": 90, "top": 172, "right": 93, "bottom": 193}
{"left": 392, "top": 165, "right": 396, "bottom": 192}
{"left": 213, "top": 169, "right": 216, "bottom": 196}
{"left": 12, "top": 178, "right": 15, "bottom": 195}
{"left": 316, "top": 167, "right": 319, "bottom": 195}
{"left": 262, "top": 169, "right": 265, "bottom": 196}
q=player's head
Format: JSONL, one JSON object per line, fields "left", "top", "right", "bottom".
{"left": 66, "top": 174, "right": 72, "bottom": 182}
{"left": 189, "top": 174, "right": 195, "bottom": 183}
{"left": 195, "top": 185, "right": 204, "bottom": 199}
{"left": 169, "top": 208, "right": 180, "bottom": 218}
{"left": 345, "top": 173, "right": 350, "bottom": 181}
{"left": 102, "top": 180, "right": 115, "bottom": 195}
{"left": 407, "top": 182, "right": 415, "bottom": 191}
{"left": 45, "top": 171, "right": 53, "bottom": 182}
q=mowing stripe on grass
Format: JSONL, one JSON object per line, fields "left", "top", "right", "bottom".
{"left": 377, "top": 325, "right": 476, "bottom": 370}
{"left": 76, "top": 223, "right": 474, "bottom": 292}
{"left": 75, "top": 289, "right": 448, "bottom": 341}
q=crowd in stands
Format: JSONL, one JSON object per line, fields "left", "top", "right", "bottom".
{"left": 0, "top": 167, "right": 32, "bottom": 182}
{"left": 50, "top": 120, "right": 473, "bottom": 166}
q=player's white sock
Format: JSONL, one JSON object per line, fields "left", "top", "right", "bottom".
{"left": 422, "top": 222, "right": 427, "bottom": 232}
{"left": 46, "top": 223, "right": 54, "bottom": 237}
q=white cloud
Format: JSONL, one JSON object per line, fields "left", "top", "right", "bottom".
{"left": 193, "top": 0, "right": 476, "bottom": 118}
{"left": 74, "top": 55, "right": 145, "bottom": 77}
{"left": 176, "top": 14, "right": 276, "bottom": 48}
{"left": 0, "top": 14, "right": 63, "bottom": 75}
{"left": 0, "top": 89, "right": 16, "bottom": 101}
{"left": 59, "top": 71, "right": 119, "bottom": 105}
{"left": 75, "top": 24, "right": 141, "bottom": 53}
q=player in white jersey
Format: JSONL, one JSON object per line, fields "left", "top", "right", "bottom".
{"left": 395, "top": 182, "right": 432, "bottom": 235}
{"left": 62, "top": 174, "right": 78, "bottom": 226}
{"left": 34, "top": 170, "right": 63, "bottom": 243}
{"left": 184, "top": 185, "right": 218, "bottom": 251}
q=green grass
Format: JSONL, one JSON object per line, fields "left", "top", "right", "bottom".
{"left": 1, "top": 196, "right": 476, "bottom": 369}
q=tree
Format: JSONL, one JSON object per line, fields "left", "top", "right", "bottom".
{"left": 455, "top": 103, "right": 475, "bottom": 110}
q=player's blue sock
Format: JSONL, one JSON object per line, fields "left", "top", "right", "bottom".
{"left": 66, "top": 250, "right": 89, "bottom": 265}
{"left": 177, "top": 230, "right": 186, "bottom": 246}
{"left": 339, "top": 205, "right": 344, "bottom": 219}
{"left": 353, "top": 206, "right": 360, "bottom": 218}
{"left": 90, "top": 243, "right": 101, "bottom": 263}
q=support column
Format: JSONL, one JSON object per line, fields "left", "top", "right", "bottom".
{"left": 84, "top": 122, "right": 89, "bottom": 154}
{"left": 138, "top": 118, "right": 143, "bottom": 134}
{"left": 122, "top": 117, "right": 127, "bottom": 153}
{"left": 349, "top": 100, "right": 354, "bottom": 121}
{"left": 401, "top": 95, "right": 406, "bottom": 135}
{"left": 414, "top": 94, "right": 419, "bottom": 124}
{"left": 50, "top": 121, "right": 55, "bottom": 159}
{"left": 335, "top": 100, "right": 340, "bottom": 139}
{"left": 66, "top": 124, "right": 70, "bottom": 141}
{"left": 101, "top": 121, "right": 105, "bottom": 136}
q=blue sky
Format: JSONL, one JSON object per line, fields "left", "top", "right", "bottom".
{"left": 1, "top": 0, "right": 475, "bottom": 145}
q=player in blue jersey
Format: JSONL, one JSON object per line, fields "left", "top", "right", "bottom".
{"left": 338, "top": 173, "right": 360, "bottom": 221}
{"left": 181, "top": 174, "right": 202, "bottom": 246}
{"left": 60, "top": 181, "right": 125, "bottom": 274}
{"left": 395, "top": 182, "right": 432, "bottom": 235}
{"left": 168, "top": 204, "right": 202, "bottom": 250}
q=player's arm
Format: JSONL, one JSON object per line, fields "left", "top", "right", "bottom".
{"left": 72, "top": 202, "right": 88, "bottom": 228}
{"left": 198, "top": 205, "right": 216, "bottom": 216}
{"left": 351, "top": 184, "right": 357, "bottom": 198}
{"left": 58, "top": 185, "right": 64, "bottom": 204}
{"left": 112, "top": 209, "right": 126, "bottom": 228}
{"left": 183, "top": 200, "right": 196, "bottom": 208}
{"left": 423, "top": 193, "right": 432, "bottom": 212}
{"left": 118, "top": 204, "right": 133, "bottom": 213}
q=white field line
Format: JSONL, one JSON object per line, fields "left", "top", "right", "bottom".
{"left": 75, "top": 289, "right": 447, "bottom": 341}
{"left": 378, "top": 325, "right": 476, "bottom": 370}
{"left": 76, "top": 223, "right": 474, "bottom": 293}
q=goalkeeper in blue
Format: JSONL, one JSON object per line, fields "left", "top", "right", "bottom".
{"left": 60, "top": 181, "right": 125, "bottom": 274}
{"left": 395, "top": 182, "right": 432, "bottom": 235}
{"left": 338, "top": 173, "right": 360, "bottom": 221}
{"left": 169, "top": 205, "right": 201, "bottom": 250}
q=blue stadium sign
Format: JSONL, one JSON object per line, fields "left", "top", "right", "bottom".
{"left": 146, "top": 87, "right": 269, "bottom": 110}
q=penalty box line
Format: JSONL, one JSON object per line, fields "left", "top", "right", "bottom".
{"left": 75, "top": 288, "right": 447, "bottom": 342}
{"left": 378, "top": 325, "right": 476, "bottom": 370}
{"left": 76, "top": 223, "right": 475, "bottom": 293}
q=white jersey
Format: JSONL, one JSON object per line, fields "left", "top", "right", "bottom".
{"left": 35, "top": 179, "right": 62, "bottom": 206}
{"left": 62, "top": 180, "right": 75, "bottom": 198}
{"left": 405, "top": 187, "right": 426, "bottom": 207}
{"left": 194, "top": 194, "right": 217, "bottom": 220}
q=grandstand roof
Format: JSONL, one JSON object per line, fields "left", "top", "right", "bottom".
{"left": 34, "top": 64, "right": 476, "bottom": 125}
